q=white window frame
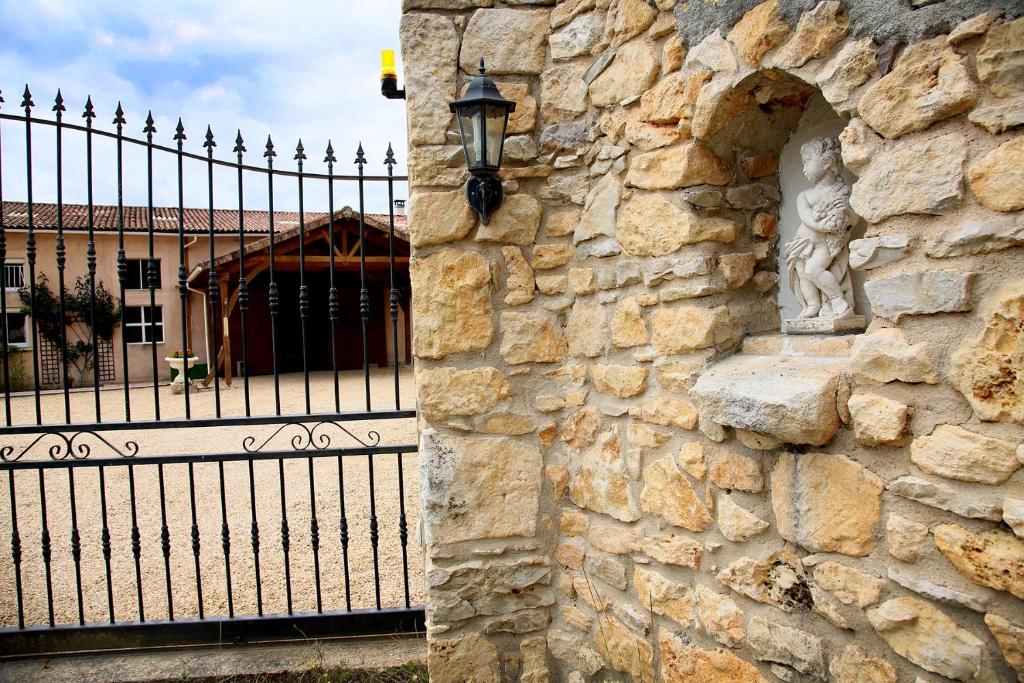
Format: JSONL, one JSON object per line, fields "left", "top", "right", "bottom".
{"left": 4, "top": 261, "right": 25, "bottom": 291}
{"left": 3, "top": 311, "right": 30, "bottom": 348}
{"left": 124, "top": 258, "right": 162, "bottom": 290}
{"left": 123, "top": 305, "right": 165, "bottom": 345}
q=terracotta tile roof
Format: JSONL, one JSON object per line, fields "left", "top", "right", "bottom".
{"left": 0, "top": 201, "right": 408, "bottom": 237}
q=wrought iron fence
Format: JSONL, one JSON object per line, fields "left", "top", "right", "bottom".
{"left": 0, "top": 86, "right": 422, "bottom": 656}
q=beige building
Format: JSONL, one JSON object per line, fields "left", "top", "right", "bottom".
{"left": 1, "top": 200, "right": 408, "bottom": 389}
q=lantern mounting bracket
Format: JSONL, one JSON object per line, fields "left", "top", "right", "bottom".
{"left": 466, "top": 176, "right": 503, "bottom": 226}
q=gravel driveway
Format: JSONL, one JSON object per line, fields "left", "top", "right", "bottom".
{"left": 0, "top": 368, "right": 423, "bottom": 628}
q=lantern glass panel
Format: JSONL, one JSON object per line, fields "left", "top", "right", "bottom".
{"left": 457, "top": 105, "right": 485, "bottom": 170}
{"left": 484, "top": 104, "right": 508, "bottom": 169}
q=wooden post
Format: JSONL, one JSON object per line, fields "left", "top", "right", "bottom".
{"left": 219, "top": 273, "right": 232, "bottom": 386}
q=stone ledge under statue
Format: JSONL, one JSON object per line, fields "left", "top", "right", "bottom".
{"left": 782, "top": 136, "right": 865, "bottom": 335}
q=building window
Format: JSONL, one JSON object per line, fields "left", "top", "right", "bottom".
{"left": 4, "top": 262, "right": 24, "bottom": 290}
{"left": 123, "top": 306, "right": 164, "bottom": 344}
{"left": 3, "top": 312, "right": 28, "bottom": 346}
{"left": 124, "top": 259, "right": 162, "bottom": 290}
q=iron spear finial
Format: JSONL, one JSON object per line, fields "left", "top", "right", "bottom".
{"left": 21, "top": 85, "right": 33, "bottom": 112}
{"left": 113, "top": 101, "right": 125, "bottom": 126}
{"left": 144, "top": 111, "right": 157, "bottom": 136}
{"left": 174, "top": 118, "right": 186, "bottom": 143}
{"left": 203, "top": 125, "right": 216, "bottom": 150}
{"left": 233, "top": 130, "right": 246, "bottom": 155}
{"left": 385, "top": 142, "right": 396, "bottom": 167}
{"left": 324, "top": 140, "right": 336, "bottom": 165}
{"left": 354, "top": 142, "right": 366, "bottom": 166}
{"left": 264, "top": 135, "right": 276, "bottom": 160}
{"left": 83, "top": 95, "right": 95, "bottom": 120}
{"left": 53, "top": 89, "right": 66, "bottom": 114}
{"left": 479, "top": 58, "right": 486, "bottom": 75}
{"left": 294, "top": 139, "right": 306, "bottom": 162}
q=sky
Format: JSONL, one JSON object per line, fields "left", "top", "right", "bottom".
{"left": 0, "top": 0, "right": 409, "bottom": 216}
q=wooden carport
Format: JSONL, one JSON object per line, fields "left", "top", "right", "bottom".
{"left": 187, "top": 207, "right": 411, "bottom": 384}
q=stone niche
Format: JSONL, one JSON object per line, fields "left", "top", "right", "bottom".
{"left": 777, "top": 92, "right": 871, "bottom": 325}
{"left": 691, "top": 70, "right": 870, "bottom": 448}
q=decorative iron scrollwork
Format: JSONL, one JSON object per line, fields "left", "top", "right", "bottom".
{"left": 0, "top": 431, "right": 139, "bottom": 462}
{"left": 241, "top": 421, "right": 381, "bottom": 453}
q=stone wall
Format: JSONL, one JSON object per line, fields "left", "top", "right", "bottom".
{"left": 399, "top": 1, "right": 1024, "bottom": 680}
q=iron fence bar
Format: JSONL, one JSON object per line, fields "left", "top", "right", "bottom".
{"left": 97, "top": 464, "right": 115, "bottom": 623}
{"left": 84, "top": 97, "right": 101, "bottom": 421}
{"left": 0, "top": 408, "right": 415, "bottom": 436}
{"left": 0, "top": 113, "right": 408, "bottom": 181}
{"left": 278, "top": 456, "right": 292, "bottom": 615}
{"left": 54, "top": 92, "right": 71, "bottom": 423}
{"left": 144, "top": 113, "right": 160, "bottom": 420}
{"left": 218, "top": 460, "right": 234, "bottom": 618}
{"left": 0, "top": 90, "right": 10, "bottom": 425}
{"left": 204, "top": 127, "right": 221, "bottom": 417}
{"left": 0, "top": 607, "right": 426, "bottom": 658}
{"left": 337, "top": 453, "right": 351, "bottom": 612}
{"left": 174, "top": 120, "right": 191, "bottom": 419}
{"left": 187, "top": 461, "right": 205, "bottom": 619}
{"left": 396, "top": 452, "right": 410, "bottom": 609}
{"left": 247, "top": 458, "right": 263, "bottom": 616}
{"left": 67, "top": 468, "right": 84, "bottom": 624}
{"left": 8, "top": 469, "right": 25, "bottom": 628}
{"left": 157, "top": 462, "right": 173, "bottom": 620}
{"left": 22, "top": 88, "right": 42, "bottom": 425}
{"left": 386, "top": 144, "right": 401, "bottom": 411}
{"left": 37, "top": 468, "right": 54, "bottom": 626}
{"left": 355, "top": 145, "right": 371, "bottom": 412}
{"left": 114, "top": 104, "right": 130, "bottom": 422}
{"left": 0, "top": 442, "right": 418, "bottom": 470}
{"left": 127, "top": 463, "right": 145, "bottom": 621}
{"left": 234, "top": 132, "right": 251, "bottom": 416}
{"left": 368, "top": 452, "right": 381, "bottom": 610}
{"left": 265, "top": 137, "right": 281, "bottom": 415}
{"left": 307, "top": 455, "right": 322, "bottom": 613}
{"left": 295, "top": 141, "right": 311, "bottom": 414}
{"left": 325, "top": 143, "right": 340, "bottom": 413}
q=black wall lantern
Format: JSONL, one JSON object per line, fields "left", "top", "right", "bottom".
{"left": 449, "top": 59, "right": 516, "bottom": 225}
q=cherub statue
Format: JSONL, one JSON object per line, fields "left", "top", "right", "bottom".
{"left": 783, "top": 136, "right": 857, "bottom": 321}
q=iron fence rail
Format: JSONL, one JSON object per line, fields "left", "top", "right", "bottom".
{"left": 0, "top": 86, "right": 422, "bottom": 655}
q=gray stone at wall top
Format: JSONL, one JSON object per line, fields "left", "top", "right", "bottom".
{"left": 673, "top": 0, "right": 1022, "bottom": 49}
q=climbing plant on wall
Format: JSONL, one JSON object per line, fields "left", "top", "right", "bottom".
{"left": 19, "top": 274, "right": 121, "bottom": 387}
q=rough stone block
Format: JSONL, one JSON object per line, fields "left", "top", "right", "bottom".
{"left": 411, "top": 250, "right": 493, "bottom": 359}
{"left": 640, "top": 453, "right": 712, "bottom": 531}
{"left": 399, "top": 14, "right": 459, "bottom": 145}
{"left": 933, "top": 524, "right": 1024, "bottom": 599}
{"left": 460, "top": 9, "right": 550, "bottom": 75}
{"left": 911, "top": 425, "right": 1020, "bottom": 485}
{"left": 691, "top": 354, "right": 845, "bottom": 446}
{"left": 499, "top": 312, "right": 567, "bottom": 364}
{"left": 660, "top": 633, "right": 767, "bottom": 682}
{"left": 867, "top": 597, "right": 984, "bottom": 680}
{"left": 859, "top": 37, "right": 977, "bottom": 139}
{"left": 420, "top": 430, "right": 541, "bottom": 546}
{"left": 650, "top": 304, "right": 731, "bottom": 355}
{"left": 418, "top": 367, "right": 510, "bottom": 422}
{"left": 850, "top": 132, "right": 967, "bottom": 223}
{"left": 950, "top": 281, "right": 1024, "bottom": 425}
{"left": 969, "top": 135, "right": 1024, "bottom": 212}
{"left": 865, "top": 270, "right": 973, "bottom": 321}
{"left": 771, "top": 452, "right": 883, "bottom": 556}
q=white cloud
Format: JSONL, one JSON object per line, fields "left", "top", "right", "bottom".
{"left": 0, "top": 0, "right": 410, "bottom": 214}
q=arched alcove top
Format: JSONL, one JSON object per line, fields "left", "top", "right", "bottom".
{"left": 690, "top": 67, "right": 871, "bottom": 330}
